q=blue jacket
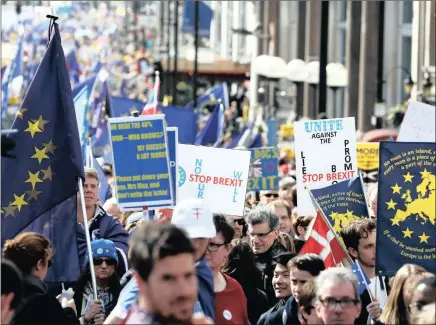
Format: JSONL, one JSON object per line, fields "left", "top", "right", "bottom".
{"left": 76, "top": 206, "right": 129, "bottom": 275}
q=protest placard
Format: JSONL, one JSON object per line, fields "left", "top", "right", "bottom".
{"left": 108, "top": 115, "right": 173, "bottom": 209}
{"left": 178, "top": 145, "right": 251, "bottom": 216}
{"left": 357, "top": 142, "right": 379, "bottom": 184}
{"left": 397, "top": 100, "right": 435, "bottom": 142}
{"left": 294, "top": 117, "right": 358, "bottom": 216}
{"left": 148, "top": 127, "right": 178, "bottom": 209}
{"left": 247, "top": 147, "right": 279, "bottom": 191}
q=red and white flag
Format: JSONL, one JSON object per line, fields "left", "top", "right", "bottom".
{"left": 299, "top": 211, "right": 347, "bottom": 268}
{"left": 141, "top": 72, "right": 160, "bottom": 116}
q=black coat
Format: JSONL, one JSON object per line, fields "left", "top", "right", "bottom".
{"left": 12, "top": 275, "right": 78, "bottom": 324}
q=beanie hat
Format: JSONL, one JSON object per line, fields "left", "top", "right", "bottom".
{"left": 85, "top": 239, "right": 118, "bottom": 265}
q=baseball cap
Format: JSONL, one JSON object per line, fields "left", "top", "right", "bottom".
{"left": 172, "top": 198, "right": 216, "bottom": 239}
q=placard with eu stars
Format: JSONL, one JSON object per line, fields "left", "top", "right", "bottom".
{"left": 108, "top": 115, "right": 173, "bottom": 209}
{"left": 375, "top": 141, "right": 436, "bottom": 276}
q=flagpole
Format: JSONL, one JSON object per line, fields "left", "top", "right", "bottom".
{"left": 359, "top": 171, "right": 372, "bottom": 217}
{"left": 78, "top": 178, "right": 98, "bottom": 300}
{"left": 307, "top": 187, "right": 354, "bottom": 265}
{"left": 355, "top": 259, "right": 374, "bottom": 302}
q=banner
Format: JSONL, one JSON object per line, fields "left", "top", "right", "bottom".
{"left": 311, "top": 177, "right": 368, "bottom": 234}
{"left": 294, "top": 117, "right": 358, "bottom": 216}
{"left": 109, "top": 115, "right": 173, "bottom": 208}
{"left": 182, "top": 1, "right": 213, "bottom": 39}
{"left": 397, "top": 100, "right": 435, "bottom": 142}
{"left": 178, "top": 145, "right": 250, "bottom": 216}
{"left": 247, "top": 147, "right": 279, "bottom": 191}
{"left": 357, "top": 142, "right": 379, "bottom": 184}
{"left": 376, "top": 141, "right": 436, "bottom": 276}
{"left": 148, "top": 127, "right": 178, "bottom": 209}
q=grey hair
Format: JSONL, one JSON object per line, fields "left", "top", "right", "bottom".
{"left": 245, "top": 206, "right": 280, "bottom": 230}
{"left": 315, "top": 267, "right": 361, "bottom": 303}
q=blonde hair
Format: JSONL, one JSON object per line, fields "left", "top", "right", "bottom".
{"left": 84, "top": 167, "right": 99, "bottom": 183}
{"left": 380, "top": 264, "right": 427, "bottom": 324}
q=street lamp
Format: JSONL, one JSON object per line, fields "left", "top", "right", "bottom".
{"left": 286, "top": 59, "right": 308, "bottom": 120}
{"left": 421, "top": 71, "right": 433, "bottom": 98}
{"left": 403, "top": 74, "right": 414, "bottom": 96}
{"left": 327, "top": 63, "right": 348, "bottom": 117}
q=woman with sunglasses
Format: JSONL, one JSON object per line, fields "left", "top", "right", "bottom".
{"left": 74, "top": 239, "right": 121, "bottom": 324}
{"left": 3, "top": 232, "right": 78, "bottom": 324}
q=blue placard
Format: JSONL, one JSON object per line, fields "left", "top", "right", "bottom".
{"left": 247, "top": 148, "right": 279, "bottom": 191}
{"left": 148, "top": 127, "right": 178, "bottom": 209}
{"left": 267, "top": 119, "right": 278, "bottom": 147}
{"left": 182, "top": 1, "right": 213, "bottom": 39}
{"left": 108, "top": 115, "right": 173, "bottom": 208}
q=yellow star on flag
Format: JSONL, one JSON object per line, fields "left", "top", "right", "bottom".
{"left": 24, "top": 121, "right": 42, "bottom": 138}
{"left": 31, "top": 147, "right": 49, "bottom": 164}
{"left": 403, "top": 172, "right": 414, "bottom": 183}
{"left": 390, "top": 217, "right": 400, "bottom": 226}
{"left": 386, "top": 199, "right": 397, "bottom": 210}
{"left": 346, "top": 210, "right": 354, "bottom": 218}
{"left": 2, "top": 203, "right": 17, "bottom": 218}
{"left": 42, "top": 140, "right": 57, "bottom": 155}
{"left": 25, "top": 171, "right": 43, "bottom": 189}
{"left": 391, "top": 183, "right": 402, "bottom": 194}
{"left": 418, "top": 232, "right": 430, "bottom": 243}
{"left": 26, "top": 189, "right": 42, "bottom": 201}
{"left": 105, "top": 249, "right": 110, "bottom": 253}
{"left": 41, "top": 165, "right": 53, "bottom": 181}
{"left": 420, "top": 169, "right": 431, "bottom": 179}
{"left": 31, "top": 115, "right": 49, "bottom": 131}
{"left": 11, "top": 194, "right": 28, "bottom": 211}
{"left": 402, "top": 228, "right": 414, "bottom": 238}
{"left": 329, "top": 212, "right": 338, "bottom": 219}
{"left": 16, "top": 108, "right": 28, "bottom": 119}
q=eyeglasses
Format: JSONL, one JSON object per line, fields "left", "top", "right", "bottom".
{"left": 93, "top": 258, "right": 116, "bottom": 266}
{"left": 319, "top": 297, "right": 359, "bottom": 310}
{"left": 207, "top": 242, "right": 227, "bottom": 252}
{"left": 248, "top": 229, "right": 274, "bottom": 240}
{"left": 233, "top": 219, "right": 245, "bottom": 226}
{"left": 409, "top": 302, "right": 427, "bottom": 313}
{"left": 264, "top": 193, "right": 279, "bottom": 198}
{"left": 48, "top": 259, "right": 53, "bottom": 268}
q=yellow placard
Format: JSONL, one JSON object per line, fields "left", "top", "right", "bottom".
{"left": 280, "top": 124, "right": 294, "bottom": 137}
{"left": 356, "top": 143, "right": 379, "bottom": 170}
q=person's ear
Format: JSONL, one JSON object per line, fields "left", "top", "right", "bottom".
{"left": 348, "top": 247, "right": 358, "bottom": 259}
{"left": 35, "top": 258, "right": 45, "bottom": 271}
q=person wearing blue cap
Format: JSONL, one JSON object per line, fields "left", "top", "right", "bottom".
{"left": 73, "top": 239, "right": 121, "bottom": 324}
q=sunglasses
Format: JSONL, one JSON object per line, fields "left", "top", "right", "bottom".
{"left": 233, "top": 219, "right": 245, "bottom": 226}
{"left": 264, "top": 193, "right": 279, "bottom": 198}
{"left": 48, "top": 259, "right": 53, "bottom": 268}
{"left": 93, "top": 258, "right": 116, "bottom": 266}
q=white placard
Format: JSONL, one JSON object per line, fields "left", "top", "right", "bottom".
{"left": 397, "top": 100, "right": 436, "bottom": 142}
{"left": 294, "top": 117, "right": 358, "bottom": 216}
{"left": 178, "top": 145, "right": 251, "bottom": 216}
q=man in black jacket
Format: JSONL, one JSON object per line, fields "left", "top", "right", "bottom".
{"left": 245, "top": 206, "right": 289, "bottom": 306}
{"left": 257, "top": 252, "right": 296, "bottom": 324}
{"left": 1, "top": 260, "right": 23, "bottom": 324}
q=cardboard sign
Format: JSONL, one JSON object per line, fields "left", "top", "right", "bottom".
{"left": 294, "top": 117, "right": 358, "bottom": 216}
{"left": 178, "top": 145, "right": 250, "bottom": 216}
{"left": 357, "top": 142, "right": 379, "bottom": 183}
{"left": 109, "top": 115, "right": 173, "bottom": 209}
{"left": 397, "top": 100, "right": 435, "bottom": 142}
{"left": 247, "top": 147, "right": 279, "bottom": 191}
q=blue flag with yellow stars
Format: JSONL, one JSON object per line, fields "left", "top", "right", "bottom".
{"left": 311, "top": 176, "right": 368, "bottom": 234}
{"left": 195, "top": 102, "right": 224, "bottom": 147}
{"left": 1, "top": 22, "right": 85, "bottom": 282}
{"left": 375, "top": 141, "right": 436, "bottom": 276}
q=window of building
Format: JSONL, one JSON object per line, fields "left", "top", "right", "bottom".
{"left": 402, "top": 0, "right": 413, "bottom": 24}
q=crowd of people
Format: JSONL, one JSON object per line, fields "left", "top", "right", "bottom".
{"left": 1, "top": 165, "right": 435, "bottom": 325}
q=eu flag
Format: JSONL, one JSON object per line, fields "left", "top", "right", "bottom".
{"left": 351, "top": 261, "right": 371, "bottom": 295}
{"left": 311, "top": 176, "right": 368, "bottom": 234}
{"left": 1, "top": 22, "right": 85, "bottom": 282}
{"left": 110, "top": 96, "right": 145, "bottom": 117}
{"left": 195, "top": 102, "right": 224, "bottom": 146}
{"left": 375, "top": 141, "right": 436, "bottom": 276}
{"left": 185, "top": 83, "right": 229, "bottom": 111}
{"left": 90, "top": 81, "right": 112, "bottom": 160}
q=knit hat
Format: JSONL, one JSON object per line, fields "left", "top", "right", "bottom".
{"left": 85, "top": 239, "right": 118, "bottom": 265}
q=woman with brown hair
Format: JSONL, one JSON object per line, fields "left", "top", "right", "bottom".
{"left": 379, "top": 264, "right": 428, "bottom": 324}
{"left": 3, "top": 232, "right": 78, "bottom": 324}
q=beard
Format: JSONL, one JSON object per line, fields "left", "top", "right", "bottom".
{"left": 152, "top": 313, "right": 192, "bottom": 325}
